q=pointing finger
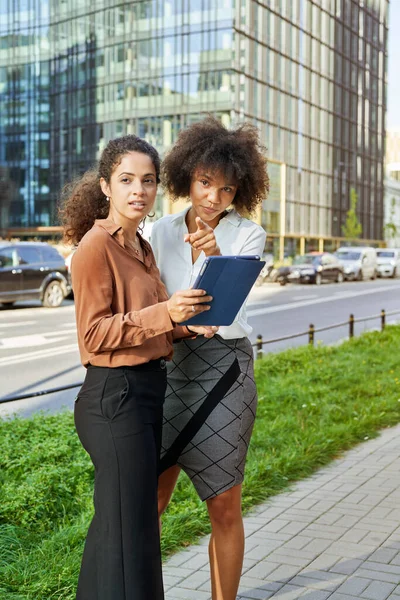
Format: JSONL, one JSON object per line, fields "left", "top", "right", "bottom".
{"left": 195, "top": 217, "right": 208, "bottom": 230}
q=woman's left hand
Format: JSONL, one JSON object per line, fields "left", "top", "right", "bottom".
{"left": 187, "top": 325, "right": 219, "bottom": 339}
{"left": 184, "top": 217, "right": 221, "bottom": 257}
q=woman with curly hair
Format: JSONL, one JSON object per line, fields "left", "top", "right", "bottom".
{"left": 60, "top": 135, "right": 216, "bottom": 600}
{"left": 151, "top": 116, "right": 269, "bottom": 600}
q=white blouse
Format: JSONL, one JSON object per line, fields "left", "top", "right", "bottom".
{"left": 151, "top": 207, "right": 267, "bottom": 340}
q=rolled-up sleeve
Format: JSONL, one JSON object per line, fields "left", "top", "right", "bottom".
{"left": 172, "top": 325, "right": 196, "bottom": 340}
{"left": 72, "top": 243, "right": 174, "bottom": 354}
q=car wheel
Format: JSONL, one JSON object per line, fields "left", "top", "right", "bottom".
{"left": 392, "top": 268, "right": 397, "bottom": 279}
{"left": 357, "top": 269, "right": 363, "bottom": 281}
{"left": 1, "top": 301, "right": 15, "bottom": 307}
{"left": 371, "top": 270, "right": 377, "bottom": 280}
{"left": 315, "top": 273, "right": 322, "bottom": 286}
{"left": 336, "top": 272, "right": 344, "bottom": 283}
{"left": 42, "top": 280, "right": 64, "bottom": 308}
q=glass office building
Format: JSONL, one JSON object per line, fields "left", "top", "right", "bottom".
{"left": 237, "top": 0, "right": 388, "bottom": 255}
{"left": 0, "top": 0, "right": 389, "bottom": 253}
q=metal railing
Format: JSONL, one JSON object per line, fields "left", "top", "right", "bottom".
{"left": 253, "top": 308, "right": 400, "bottom": 359}
{"left": 1, "top": 308, "right": 400, "bottom": 404}
{"left": 0, "top": 382, "right": 82, "bottom": 404}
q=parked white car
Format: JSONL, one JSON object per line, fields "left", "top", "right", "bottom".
{"left": 335, "top": 246, "right": 377, "bottom": 281}
{"left": 376, "top": 249, "right": 400, "bottom": 278}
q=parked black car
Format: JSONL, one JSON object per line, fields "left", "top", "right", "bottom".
{"left": 0, "top": 241, "right": 71, "bottom": 308}
{"left": 278, "top": 252, "right": 344, "bottom": 285}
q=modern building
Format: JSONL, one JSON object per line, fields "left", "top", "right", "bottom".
{"left": 386, "top": 130, "right": 400, "bottom": 181}
{"left": 384, "top": 131, "right": 400, "bottom": 247}
{"left": 386, "top": 130, "right": 400, "bottom": 167}
{"left": 383, "top": 174, "right": 400, "bottom": 248}
{"left": 0, "top": 0, "right": 389, "bottom": 256}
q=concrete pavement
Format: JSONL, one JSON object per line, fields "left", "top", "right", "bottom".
{"left": 163, "top": 424, "right": 400, "bottom": 600}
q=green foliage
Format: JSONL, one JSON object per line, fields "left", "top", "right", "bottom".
{"left": 0, "top": 413, "right": 93, "bottom": 599}
{"left": 342, "top": 187, "right": 362, "bottom": 240}
{"left": 2, "top": 326, "right": 400, "bottom": 598}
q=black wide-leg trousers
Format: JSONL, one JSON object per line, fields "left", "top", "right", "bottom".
{"left": 74, "top": 361, "right": 167, "bottom": 600}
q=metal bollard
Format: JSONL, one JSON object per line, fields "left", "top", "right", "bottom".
{"left": 349, "top": 314, "right": 354, "bottom": 338}
{"left": 256, "top": 334, "right": 263, "bottom": 359}
{"left": 381, "top": 309, "right": 386, "bottom": 331}
{"left": 308, "top": 324, "right": 315, "bottom": 345}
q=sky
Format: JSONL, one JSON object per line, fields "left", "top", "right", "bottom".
{"left": 387, "top": 1, "right": 400, "bottom": 130}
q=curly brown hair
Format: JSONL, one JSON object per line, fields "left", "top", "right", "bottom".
{"left": 60, "top": 135, "right": 160, "bottom": 245}
{"left": 161, "top": 116, "right": 269, "bottom": 214}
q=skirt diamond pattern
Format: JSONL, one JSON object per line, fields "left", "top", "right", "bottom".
{"left": 160, "top": 335, "right": 257, "bottom": 501}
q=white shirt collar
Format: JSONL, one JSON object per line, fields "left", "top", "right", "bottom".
{"left": 223, "top": 209, "right": 242, "bottom": 227}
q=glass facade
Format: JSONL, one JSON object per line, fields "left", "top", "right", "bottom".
{"left": 237, "top": 0, "right": 388, "bottom": 248}
{"left": 331, "top": 0, "right": 387, "bottom": 240}
{"left": 0, "top": 0, "right": 51, "bottom": 227}
{"left": 0, "top": 0, "right": 389, "bottom": 248}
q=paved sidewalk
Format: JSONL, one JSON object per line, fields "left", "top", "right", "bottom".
{"left": 163, "top": 424, "right": 400, "bottom": 600}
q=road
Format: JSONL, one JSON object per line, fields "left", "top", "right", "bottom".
{"left": 1, "top": 278, "right": 400, "bottom": 418}
{"left": 247, "top": 278, "right": 400, "bottom": 352}
{"left": 0, "top": 299, "right": 82, "bottom": 418}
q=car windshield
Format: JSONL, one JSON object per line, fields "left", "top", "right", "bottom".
{"left": 377, "top": 251, "right": 395, "bottom": 258}
{"left": 337, "top": 251, "right": 361, "bottom": 260}
{"left": 293, "top": 255, "right": 320, "bottom": 265}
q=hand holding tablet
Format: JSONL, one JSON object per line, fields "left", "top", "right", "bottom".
{"left": 181, "top": 255, "right": 265, "bottom": 326}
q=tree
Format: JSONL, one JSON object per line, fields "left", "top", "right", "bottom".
{"left": 342, "top": 188, "right": 362, "bottom": 241}
{"left": 384, "top": 197, "right": 399, "bottom": 242}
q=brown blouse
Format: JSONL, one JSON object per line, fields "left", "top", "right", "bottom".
{"left": 71, "top": 219, "right": 191, "bottom": 368}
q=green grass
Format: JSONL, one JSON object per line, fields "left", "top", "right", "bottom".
{"left": 1, "top": 326, "right": 400, "bottom": 599}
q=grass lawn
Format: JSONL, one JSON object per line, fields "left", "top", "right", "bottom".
{"left": 1, "top": 326, "right": 400, "bottom": 599}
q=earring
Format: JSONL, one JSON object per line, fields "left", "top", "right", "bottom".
{"left": 106, "top": 196, "right": 110, "bottom": 202}
{"left": 148, "top": 211, "right": 155, "bottom": 218}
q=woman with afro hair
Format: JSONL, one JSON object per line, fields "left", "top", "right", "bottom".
{"left": 151, "top": 116, "right": 269, "bottom": 600}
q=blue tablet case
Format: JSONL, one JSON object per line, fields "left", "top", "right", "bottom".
{"left": 181, "top": 255, "right": 265, "bottom": 326}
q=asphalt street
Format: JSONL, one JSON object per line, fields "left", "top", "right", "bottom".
{"left": 1, "top": 277, "right": 399, "bottom": 418}
{"left": 248, "top": 277, "right": 400, "bottom": 351}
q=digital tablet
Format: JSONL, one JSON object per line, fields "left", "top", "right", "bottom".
{"left": 181, "top": 255, "right": 265, "bottom": 326}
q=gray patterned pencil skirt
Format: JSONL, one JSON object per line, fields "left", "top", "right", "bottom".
{"left": 159, "top": 335, "right": 258, "bottom": 501}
